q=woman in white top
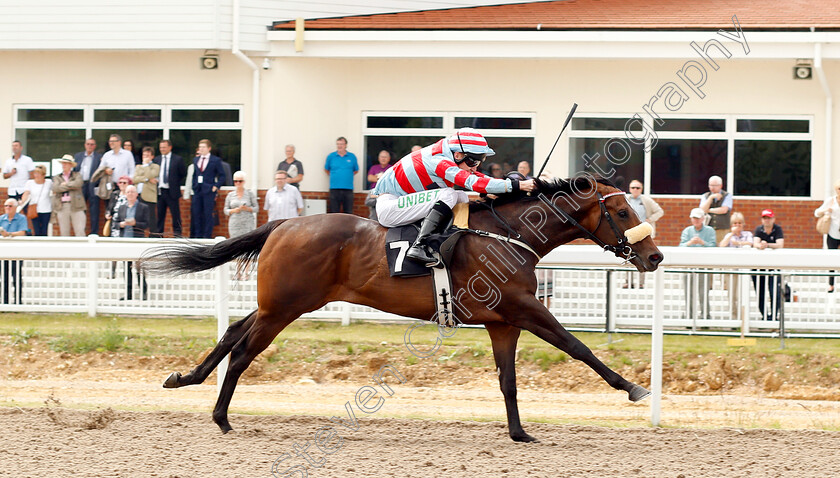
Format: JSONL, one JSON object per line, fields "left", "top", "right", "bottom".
{"left": 19, "top": 165, "right": 53, "bottom": 236}
{"left": 814, "top": 179, "right": 840, "bottom": 292}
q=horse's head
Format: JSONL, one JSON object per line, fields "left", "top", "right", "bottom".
{"left": 583, "top": 178, "right": 664, "bottom": 272}
{"left": 489, "top": 174, "right": 663, "bottom": 272}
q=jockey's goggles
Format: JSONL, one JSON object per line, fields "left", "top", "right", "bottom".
{"left": 456, "top": 132, "right": 487, "bottom": 168}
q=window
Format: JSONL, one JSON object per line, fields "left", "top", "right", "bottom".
{"left": 362, "top": 112, "right": 535, "bottom": 189}
{"left": 570, "top": 115, "right": 812, "bottom": 197}
{"left": 13, "top": 105, "right": 243, "bottom": 172}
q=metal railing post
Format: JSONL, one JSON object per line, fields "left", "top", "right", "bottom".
{"left": 651, "top": 267, "right": 664, "bottom": 426}
{"left": 215, "top": 247, "right": 230, "bottom": 392}
{"left": 779, "top": 272, "right": 786, "bottom": 350}
{"left": 606, "top": 270, "right": 616, "bottom": 343}
{"left": 87, "top": 235, "right": 98, "bottom": 317}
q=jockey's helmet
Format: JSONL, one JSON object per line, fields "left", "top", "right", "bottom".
{"left": 449, "top": 128, "right": 495, "bottom": 167}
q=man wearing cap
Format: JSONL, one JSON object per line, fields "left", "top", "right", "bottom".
{"left": 699, "top": 175, "right": 733, "bottom": 244}
{"left": 0, "top": 198, "right": 29, "bottom": 305}
{"left": 752, "top": 209, "right": 784, "bottom": 320}
{"left": 679, "top": 208, "right": 716, "bottom": 247}
{"left": 373, "top": 127, "right": 536, "bottom": 265}
{"left": 51, "top": 155, "right": 87, "bottom": 237}
{"left": 2, "top": 140, "right": 35, "bottom": 203}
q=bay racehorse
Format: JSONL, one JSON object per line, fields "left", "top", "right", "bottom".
{"left": 139, "top": 175, "right": 663, "bottom": 442}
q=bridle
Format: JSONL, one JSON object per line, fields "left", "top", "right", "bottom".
{"left": 482, "top": 187, "right": 639, "bottom": 264}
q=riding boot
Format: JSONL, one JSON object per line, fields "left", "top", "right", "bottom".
{"left": 406, "top": 201, "right": 453, "bottom": 265}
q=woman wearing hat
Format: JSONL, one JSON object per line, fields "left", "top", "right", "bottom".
{"left": 372, "top": 127, "right": 536, "bottom": 265}
{"left": 51, "top": 154, "right": 86, "bottom": 236}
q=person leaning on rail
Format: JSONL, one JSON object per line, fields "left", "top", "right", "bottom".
{"left": 371, "top": 127, "right": 536, "bottom": 265}
{"left": 814, "top": 179, "right": 840, "bottom": 292}
{"left": 0, "top": 198, "right": 30, "bottom": 305}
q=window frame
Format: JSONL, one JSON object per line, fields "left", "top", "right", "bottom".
{"left": 568, "top": 113, "right": 814, "bottom": 200}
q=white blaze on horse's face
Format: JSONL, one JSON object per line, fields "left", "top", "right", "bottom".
{"left": 625, "top": 222, "right": 653, "bottom": 245}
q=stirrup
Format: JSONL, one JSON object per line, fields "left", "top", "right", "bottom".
{"left": 406, "top": 244, "right": 438, "bottom": 266}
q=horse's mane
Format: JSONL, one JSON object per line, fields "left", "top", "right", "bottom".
{"left": 468, "top": 174, "right": 618, "bottom": 212}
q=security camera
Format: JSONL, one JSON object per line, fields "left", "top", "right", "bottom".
{"left": 262, "top": 58, "right": 271, "bottom": 70}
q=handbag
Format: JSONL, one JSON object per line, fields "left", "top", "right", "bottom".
{"left": 817, "top": 213, "right": 831, "bottom": 235}
{"left": 102, "top": 219, "right": 112, "bottom": 237}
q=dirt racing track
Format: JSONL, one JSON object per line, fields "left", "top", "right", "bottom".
{"left": 4, "top": 380, "right": 840, "bottom": 478}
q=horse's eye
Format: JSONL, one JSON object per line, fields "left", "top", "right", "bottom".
{"left": 618, "top": 209, "right": 629, "bottom": 218}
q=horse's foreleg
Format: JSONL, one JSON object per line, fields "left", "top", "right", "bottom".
{"left": 509, "top": 299, "right": 650, "bottom": 402}
{"left": 163, "top": 311, "right": 257, "bottom": 388}
{"left": 212, "top": 312, "right": 295, "bottom": 433}
{"left": 485, "top": 323, "right": 536, "bottom": 443}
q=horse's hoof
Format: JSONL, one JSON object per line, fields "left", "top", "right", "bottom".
{"left": 628, "top": 384, "right": 651, "bottom": 402}
{"left": 510, "top": 432, "right": 539, "bottom": 443}
{"left": 162, "top": 372, "right": 181, "bottom": 389}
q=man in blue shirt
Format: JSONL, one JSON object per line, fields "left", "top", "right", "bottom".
{"left": 1, "top": 198, "right": 30, "bottom": 304}
{"left": 680, "top": 208, "right": 717, "bottom": 247}
{"left": 324, "top": 136, "right": 358, "bottom": 214}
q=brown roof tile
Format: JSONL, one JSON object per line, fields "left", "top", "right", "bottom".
{"left": 272, "top": 0, "right": 840, "bottom": 30}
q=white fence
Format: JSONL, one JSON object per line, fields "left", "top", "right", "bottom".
{"left": 3, "top": 237, "right": 840, "bottom": 336}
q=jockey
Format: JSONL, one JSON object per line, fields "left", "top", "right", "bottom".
{"left": 373, "top": 127, "right": 536, "bottom": 265}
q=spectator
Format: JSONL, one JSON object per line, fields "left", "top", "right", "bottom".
{"left": 488, "top": 163, "right": 504, "bottom": 179}
{"left": 133, "top": 146, "right": 160, "bottom": 236}
{"left": 220, "top": 159, "right": 233, "bottom": 187}
{"left": 224, "top": 171, "right": 258, "bottom": 238}
{"left": 0, "top": 198, "right": 29, "bottom": 305}
{"left": 517, "top": 161, "right": 532, "bottom": 179}
{"left": 366, "top": 150, "right": 393, "bottom": 220}
{"left": 265, "top": 170, "right": 303, "bottom": 221}
{"left": 190, "top": 139, "right": 224, "bottom": 238}
{"left": 114, "top": 185, "right": 149, "bottom": 301}
{"left": 367, "top": 150, "right": 393, "bottom": 189}
{"left": 74, "top": 138, "right": 104, "bottom": 235}
{"left": 102, "top": 134, "right": 135, "bottom": 188}
{"left": 699, "top": 175, "right": 732, "bottom": 244}
{"left": 105, "top": 176, "right": 132, "bottom": 237}
{"left": 324, "top": 136, "right": 358, "bottom": 214}
{"left": 3, "top": 140, "right": 35, "bottom": 204}
{"left": 410, "top": 145, "right": 422, "bottom": 152}
{"left": 20, "top": 165, "right": 52, "bottom": 236}
{"left": 679, "top": 208, "right": 716, "bottom": 247}
{"left": 276, "top": 144, "right": 305, "bottom": 189}
{"left": 623, "top": 179, "right": 664, "bottom": 288}
{"left": 719, "top": 211, "right": 753, "bottom": 320}
{"left": 154, "top": 139, "right": 186, "bottom": 237}
{"left": 720, "top": 212, "right": 753, "bottom": 248}
{"left": 51, "top": 155, "right": 86, "bottom": 237}
{"left": 123, "top": 139, "right": 140, "bottom": 165}
{"left": 814, "top": 180, "right": 840, "bottom": 292}
{"left": 752, "top": 209, "right": 784, "bottom": 321}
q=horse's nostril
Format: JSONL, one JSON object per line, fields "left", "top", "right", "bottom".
{"left": 649, "top": 253, "right": 663, "bottom": 265}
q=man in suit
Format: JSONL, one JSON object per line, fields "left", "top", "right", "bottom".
{"left": 154, "top": 139, "right": 186, "bottom": 237}
{"left": 73, "top": 138, "right": 104, "bottom": 235}
{"left": 190, "top": 138, "right": 224, "bottom": 238}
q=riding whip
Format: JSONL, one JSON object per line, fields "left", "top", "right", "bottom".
{"left": 535, "top": 103, "right": 578, "bottom": 180}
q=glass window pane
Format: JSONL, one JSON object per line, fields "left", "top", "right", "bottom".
{"left": 656, "top": 119, "right": 725, "bottom": 132}
{"left": 569, "top": 138, "right": 643, "bottom": 189}
{"left": 366, "top": 117, "right": 442, "bottom": 129}
{"left": 169, "top": 129, "right": 242, "bottom": 175}
{"left": 454, "top": 117, "right": 531, "bottom": 130}
{"left": 363, "top": 136, "right": 439, "bottom": 189}
{"left": 92, "top": 130, "right": 164, "bottom": 165}
{"left": 734, "top": 140, "right": 810, "bottom": 196}
{"left": 14, "top": 129, "right": 85, "bottom": 169}
{"left": 94, "top": 109, "right": 161, "bottom": 122}
{"left": 572, "top": 118, "right": 638, "bottom": 131}
{"left": 172, "top": 109, "right": 240, "bottom": 123}
{"left": 650, "top": 139, "right": 727, "bottom": 194}
{"left": 482, "top": 137, "right": 534, "bottom": 177}
{"left": 736, "top": 119, "right": 809, "bottom": 133}
{"left": 17, "top": 109, "right": 84, "bottom": 122}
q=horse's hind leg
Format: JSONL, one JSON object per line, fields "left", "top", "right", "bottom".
{"left": 212, "top": 310, "right": 296, "bottom": 433}
{"left": 508, "top": 298, "right": 649, "bottom": 402}
{"left": 163, "top": 310, "right": 257, "bottom": 388}
{"left": 485, "top": 323, "right": 536, "bottom": 443}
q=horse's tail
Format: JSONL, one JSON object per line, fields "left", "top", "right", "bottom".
{"left": 139, "top": 220, "right": 286, "bottom": 276}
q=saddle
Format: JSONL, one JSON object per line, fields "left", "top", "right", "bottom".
{"left": 384, "top": 204, "right": 469, "bottom": 327}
